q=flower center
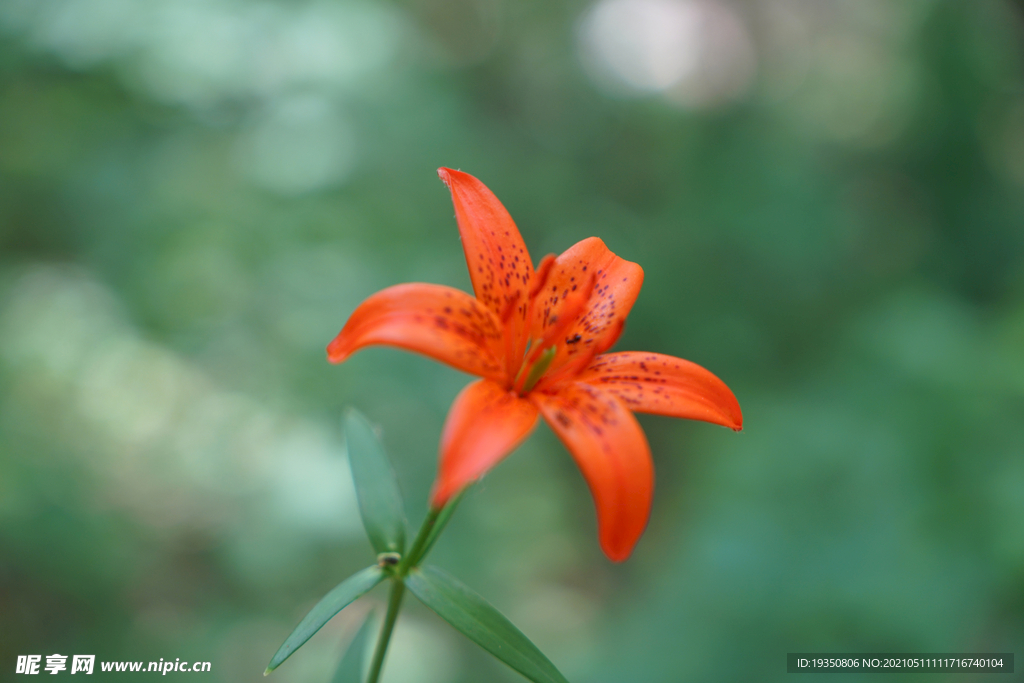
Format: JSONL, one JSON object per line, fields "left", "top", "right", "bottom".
{"left": 516, "top": 345, "right": 557, "bottom": 395}
{"left": 506, "top": 266, "right": 599, "bottom": 396}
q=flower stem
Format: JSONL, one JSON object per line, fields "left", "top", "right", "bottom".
{"left": 400, "top": 489, "right": 468, "bottom": 573}
{"left": 399, "top": 507, "right": 441, "bottom": 575}
{"left": 365, "top": 579, "right": 404, "bottom": 683}
{"left": 363, "top": 495, "right": 468, "bottom": 683}
{"left": 415, "top": 490, "right": 465, "bottom": 564}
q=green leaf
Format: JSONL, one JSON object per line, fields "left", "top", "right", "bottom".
{"left": 266, "top": 566, "right": 384, "bottom": 674}
{"left": 330, "top": 610, "right": 376, "bottom": 683}
{"left": 406, "top": 566, "right": 570, "bottom": 683}
{"left": 344, "top": 408, "right": 407, "bottom": 555}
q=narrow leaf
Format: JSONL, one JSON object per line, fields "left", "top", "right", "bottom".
{"left": 344, "top": 409, "right": 407, "bottom": 554}
{"left": 331, "top": 610, "right": 376, "bottom": 683}
{"left": 406, "top": 566, "right": 570, "bottom": 683}
{"left": 266, "top": 566, "right": 384, "bottom": 674}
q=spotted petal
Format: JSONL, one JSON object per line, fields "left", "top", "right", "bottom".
{"left": 438, "top": 168, "right": 534, "bottom": 345}
{"left": 529, "top": 237, "right": 643, "bottom": 375}
{"left": 431, "top": 379, "right": 540, "bottom": 507}
{"left": 577, "top": 352, "right": 742, "bottom": 430}
{"left": 530, "top": 382, "right": 653, "bottom": 562}
{"left": 327, "top": 283, "right": 504, "bottom": 380}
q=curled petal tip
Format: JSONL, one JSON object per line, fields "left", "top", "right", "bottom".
{"left": 326, "top": 338, "right": 349, "bottom": 364}
{"left": 437, "top": 167, "right": 458, "bottom": 185}
{"left": 718, "top": 404, "right": 742, "bottom": 432}
{"left": 576, "top": 352, "right": 742, "bottom": 430}
{"left": 324, "top": 283, "right": 505, "bottom": 378}
{"left": 725, "top": 401, "right": 743, "bottom": 432}
{"left": 603, "top": 545, "right": 633, "bottom": 563}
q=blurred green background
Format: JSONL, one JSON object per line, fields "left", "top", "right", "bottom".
{"left": 2, "top": 0, "right": 1023, "bottom": 681}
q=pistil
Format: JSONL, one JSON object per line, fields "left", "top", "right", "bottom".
{"left": 518, "top": 346, "right": 557, "bottom": 395}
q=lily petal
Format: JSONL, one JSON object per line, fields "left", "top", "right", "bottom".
{"left": 530, "top": 237, "right": 643, "bottom": 374}
{"left": 327, "top": 283, "right": 505, "bottom": 380}
{"left": 577, "top": 352, "right": 743, "bottom": 430}
{"left": 438, "top": 168, "right": 534, "bottom": 350}
{"left": 531, "top": 382, "right": 653, "bottom": 562}
{"left": 431, "top": 379, "right": 540, "bottom": 507}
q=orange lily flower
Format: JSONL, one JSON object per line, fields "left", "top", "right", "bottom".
{"left": 328, "top": 169, "right": 741, "bottom": 561}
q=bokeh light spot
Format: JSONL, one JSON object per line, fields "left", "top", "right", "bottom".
{"left": 577, "top": 0, "right": 755, "bottom": 108}
{"left": 234, "top": 94, "right": 357, "bottom": 195}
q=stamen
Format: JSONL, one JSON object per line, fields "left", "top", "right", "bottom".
{"left": 510, "top": 339, "right": 532, "bottom": 389}
{"left": 534, "top": 319, "right": 625, "bottom": 391}
{"left": 520, "top": 346, "right": 557, "bottom": 394}
{"left": 513, "top": 254, "right": 557, "bottom": 377}
{"left": 512, "top": 273, "right": 597, "bottom": 394}
{"left": 523, "top": 272, "right": 596, "bottom": 369}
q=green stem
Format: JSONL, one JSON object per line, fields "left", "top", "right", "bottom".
{"left": 363, "top": 496, "right": 467, "bottom": 683}
{"left": 365, "top": 579, "right": 405, "bottom": 683}
{"left": 398, "top": 507, "right": 441, "bottom": 574}
{"left": 400, "top": 489, "right": 468, "bottom": 573}
{"left": 416, "top": 490, "right": 465, "bottom": 564}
